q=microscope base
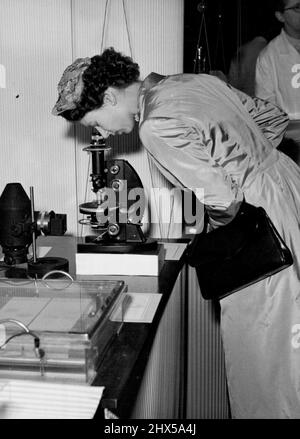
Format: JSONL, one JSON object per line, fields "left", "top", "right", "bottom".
{"left": 77, "top": 237, "right": 158, "bottom": 254}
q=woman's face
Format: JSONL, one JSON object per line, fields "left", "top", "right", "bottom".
{"left": 80, "top": 87, "right": 137, "bottom": 138}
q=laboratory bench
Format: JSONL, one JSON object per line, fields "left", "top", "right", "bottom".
{"left": 29, "top": 236, "right": 188, "bottom": 419}
{"left": 94, "top": 257, "right": 187, "bottom": 419}
{"left": 0, "top": 235, "right": 230, "bottom": 419}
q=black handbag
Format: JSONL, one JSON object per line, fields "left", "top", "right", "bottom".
{"left": 185, "top": 201, "right": 293, "bottom": 300}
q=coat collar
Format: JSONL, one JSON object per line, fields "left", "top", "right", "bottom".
{"left": 138, "top": 73, "right": 166, "bottom": 122}
{"left": 140, "top": 72, "right": 166, "bottom": 94}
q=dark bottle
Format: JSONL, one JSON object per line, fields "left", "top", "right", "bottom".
{"left": 194, "top": 46, "right": 203, "bottom": 74}
{"left": 194, "top": 46, "right": 209, "bottom": 74}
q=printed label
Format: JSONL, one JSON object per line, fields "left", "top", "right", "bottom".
{"left": 291, "top": 64, "right": 300, "bottom": 89}
{"left": 291, "top": 324, "right": 300, "bottom": 349}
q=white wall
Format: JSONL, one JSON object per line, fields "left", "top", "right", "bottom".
{"left": 0, "top": 0, "right": 184, "bottom": 237}
{"left": 0, "top": 0, "right": 75, "bottom": 230}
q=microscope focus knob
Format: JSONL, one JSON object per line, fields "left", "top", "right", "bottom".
{"left": 111, "top": 180, "right": 124, "bottom": 192}
{"left": 107, "top": 223, "right": 120, "bottom": 236}
{"left": 110, "top": 165, "right": 120, "bottom": 175}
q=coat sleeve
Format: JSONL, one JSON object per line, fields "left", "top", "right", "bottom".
{"left": 231, "top": 79, "right": 289, "bottom": 148}
{"left": 139, "top": 117, "right": 243, "bottom": 228}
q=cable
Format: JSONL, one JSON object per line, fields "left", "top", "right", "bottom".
{"left": 236, "top": 0, "right": 243, "bottom": 68}
{"left": 194, "top": 1, "right": 212, "bottom": 73}
{"left": 0, "top": 330, "right": 38, "bottom": 351}
{"left": 100, "top": 0, "right": 110, "bottom": 52}
{"left": 0, "top": 318, "right": 44, "bottom": 360}
{"left": 41, "top": 270, "right": 74, "bottom": 290}
{"left": 122, "top": 0, "right": 134, "bottom": 58}
{"left": 77, "top": 0, "right": 109, "bottom": 238}
{"left": 214, "top": 9, "right": 226, "bottom": 72}
{"left": 0, "top": 318, "right": 31, "bottom": 333}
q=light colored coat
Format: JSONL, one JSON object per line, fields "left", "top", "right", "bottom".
{"left": 138, "top": 73, "right": 300, "bottom": 418}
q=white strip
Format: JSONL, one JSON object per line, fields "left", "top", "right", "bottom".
{"left": 0, "top": 379, "right": 104, "bottom": 419}
{"left": 0, "top": 324, "right": 6, "bottom": 346}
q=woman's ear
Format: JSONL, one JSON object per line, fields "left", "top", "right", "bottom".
{"left": 103, "top": 89, "right": 117, "bottom": 106}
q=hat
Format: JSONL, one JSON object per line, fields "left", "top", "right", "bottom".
{"left": 52, "top": 57, "right": 91, "bottom": 116}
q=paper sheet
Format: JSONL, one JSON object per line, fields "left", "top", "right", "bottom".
{"left": 29, "top": 298, "right": 93, "bottom": 332}
{"left": 0, "top": 297, "right": 51, "bottom": 326}
{"left": 29, "top": 246, "right": 52, "bottom": 259}
{"left": 0, "top": 379, "right": 104, "bottom": 419}
{"left": 110, "top": 292, "right": 162, "bottom": 323}
{"left": 163, "top": 243, "right": 187, "bottom": 260}
{"left": 0, "top": 297, "right": 93, "bottom": 332}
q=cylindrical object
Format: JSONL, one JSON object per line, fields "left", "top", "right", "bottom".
{"left": 90, "top": 131, "right": 107, "bottom": 192}
{"left": 27, "top": 256, "right": 69, "bottom": 278}
{"left": 0, "top": 183, "right": 32, "bottom": 264}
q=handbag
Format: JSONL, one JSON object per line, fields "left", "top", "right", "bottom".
{"left": 185, "top": 201, "right": 293, "bottom": 300}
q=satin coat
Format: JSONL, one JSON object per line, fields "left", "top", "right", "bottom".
{"left": 138, "top": 72, "right": 300, "bottom": 418}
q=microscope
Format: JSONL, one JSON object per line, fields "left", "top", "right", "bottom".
{"left": 0, "top": 182, "right": 67, "bottom": 277}
{"left": 77, "top": 131, "right": 157, "bottom": 253}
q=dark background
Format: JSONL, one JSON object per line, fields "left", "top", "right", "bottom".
{"left": 184, "top": 0, "right": 282, "bottom": 73}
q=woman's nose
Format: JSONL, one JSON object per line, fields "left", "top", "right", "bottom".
{"left": 95, "top": 126, "right": 110, "bottom": 139}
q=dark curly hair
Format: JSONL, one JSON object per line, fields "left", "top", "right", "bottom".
{"left": 60, "top": 47, "right": 140, "bottom": 121}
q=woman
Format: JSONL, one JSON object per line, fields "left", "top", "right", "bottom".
{"left": 53, "top": 48, "right": 300, "bottom": 418}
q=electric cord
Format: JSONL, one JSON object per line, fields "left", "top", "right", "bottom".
{"left": 41, "top": 270, "right": 74, "bottom": 290}
{"left": 0, "top": 318, "right": 45, "bottom": 360}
